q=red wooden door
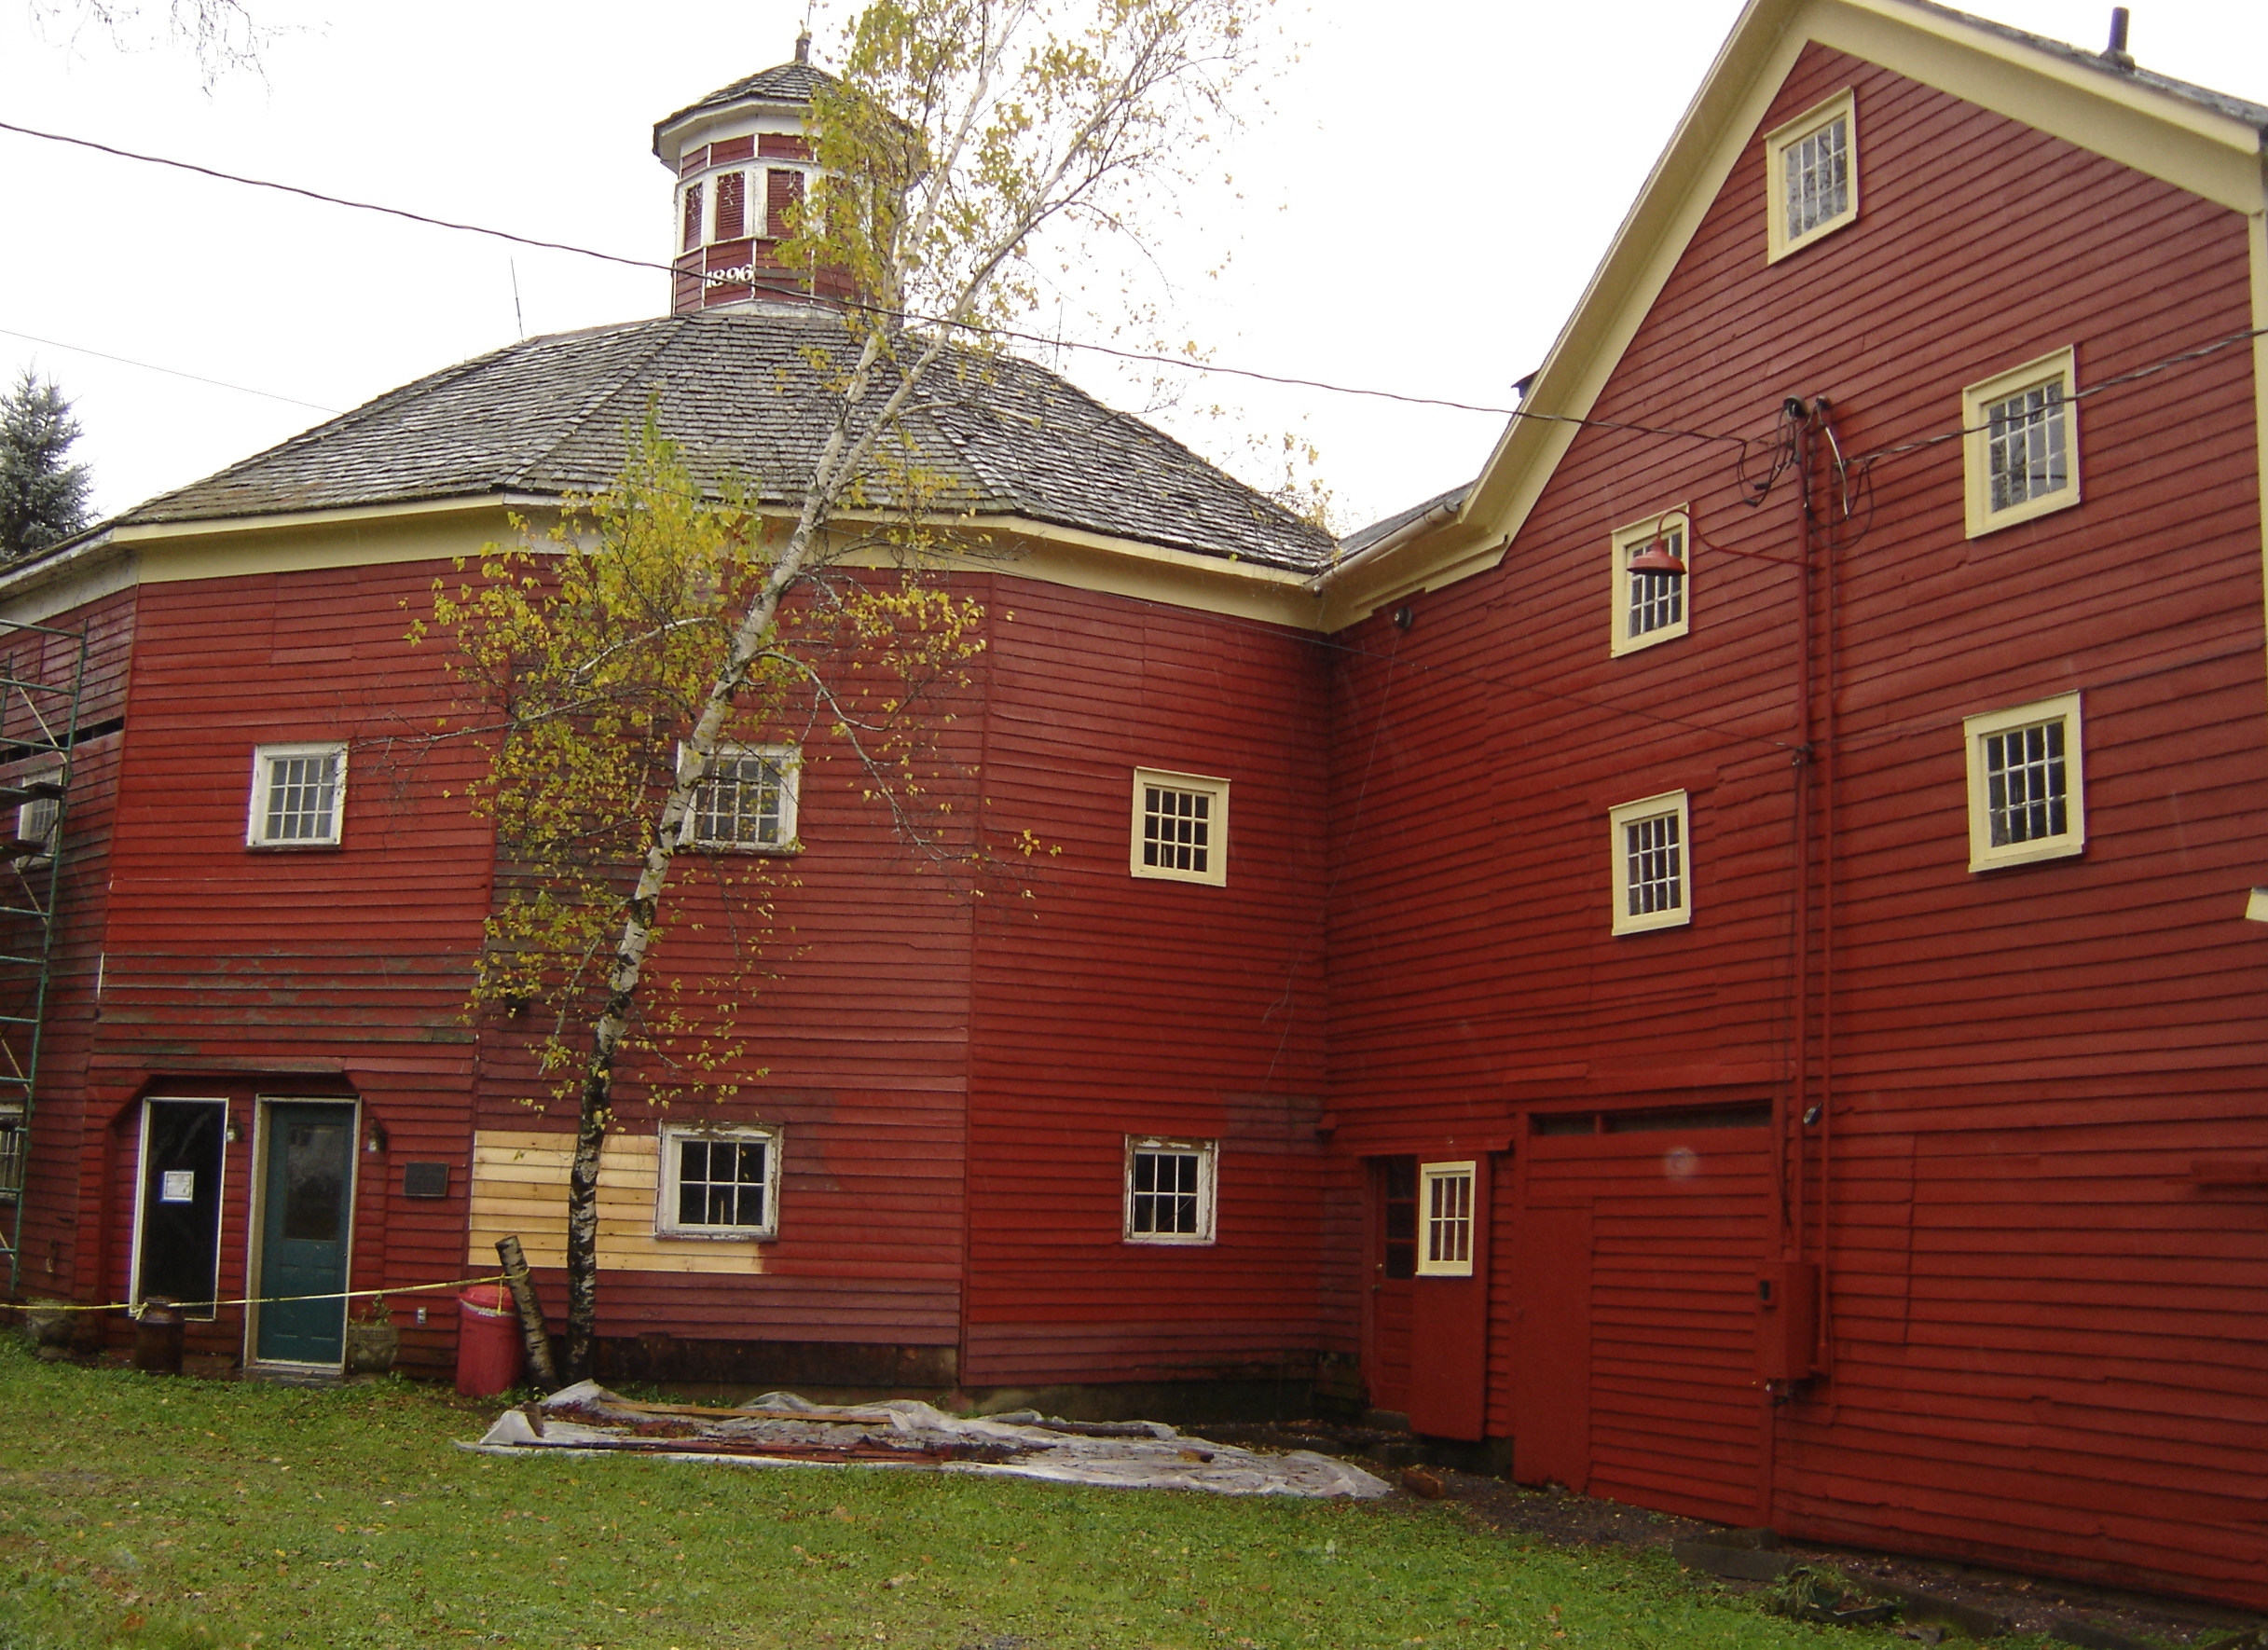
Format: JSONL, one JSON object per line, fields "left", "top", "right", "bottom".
{"left": 1364, "top": 1157, "right": 1417, "bottom": 1415}
{"left": 1512, "top": 1204, "right": 1592, "bottom": 1489}
{"left": 1520, "top": 1121, "right": 1773, "bottom": 1523}
{"left": 1408, "top": 1158, "right": 1490, "bottom": 1438}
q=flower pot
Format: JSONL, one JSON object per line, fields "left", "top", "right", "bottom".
{"left": 344, "top": 1321, "right": 401, "bottom": 1375}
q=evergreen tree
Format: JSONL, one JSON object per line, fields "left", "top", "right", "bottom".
{"left": 0, "top": 369, "right": 94, "bottom": 561}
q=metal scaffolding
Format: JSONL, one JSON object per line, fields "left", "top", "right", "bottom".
{"left": 0, "top": 618, "right": 88, "bottom": 1294}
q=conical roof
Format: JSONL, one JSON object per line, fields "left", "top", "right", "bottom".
{"left": 111, "top": 311, "right": 1340, "bottom": 574}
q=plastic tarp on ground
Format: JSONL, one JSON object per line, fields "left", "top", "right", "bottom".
{"left": 464, "top": 1382, "right": 1390, "bottom": 1499}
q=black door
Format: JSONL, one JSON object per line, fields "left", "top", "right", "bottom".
{"left": 135, "top": 1099, "right": 227, "bottom": 1315}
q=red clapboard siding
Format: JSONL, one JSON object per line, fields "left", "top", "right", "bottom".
{"left": 962, "top": 572, "right": 1334, "bottom": 1387}
{"left": 5, "top": 584, "right": 136, "bottom": 1299}
{"left": 1327, "top": 40, "right": 2268, "bottom": 1607}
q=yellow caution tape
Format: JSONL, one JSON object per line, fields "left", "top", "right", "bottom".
{"left": 17, "top": 1273, "right": 515, "bottom": 1317}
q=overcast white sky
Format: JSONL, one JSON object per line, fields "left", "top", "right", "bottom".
{"left": 4, "top": 0, "right": 2265, "bottom": 534}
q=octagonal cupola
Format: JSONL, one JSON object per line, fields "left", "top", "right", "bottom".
{"left": 653, "top": 32, "right": 845, "bottom": 316}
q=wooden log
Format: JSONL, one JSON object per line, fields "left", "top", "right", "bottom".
{"left": 494, "top": 1235, "right": 561, "bottom": 1392}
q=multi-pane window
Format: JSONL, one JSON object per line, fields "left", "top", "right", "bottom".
{"left": 1131, "top": 768, "right": 1230, "bottom": 886}
{"left": 1983, "top": 719, "right": 2067, "bottom": 846}
{"left": 713, "top": 171, "right": 748, "bottom": 241}
{"left": 1123, "top": 1135, "right": 1216, "bottom": 1244}
{"left": 1416, "top": 1161, "right": 1476, "bottom": 1277}
{"left": 657, "top": 1126, "right": 779, "bottom": 1239}
{"left": 1963, "top": 348, "right": 2080, "bottom": 535}
{"left": 1986, "top": 380, "right": 2069, "bottom": 512}
{"left": 1609, "top": 791, "right": 1692, "bottom": 934}
{"left": 248, "top": 744, "right": 347, "bottom": 847}
{"left": 1783, "top": 117, "right": 1849, "bottom": 241}
{"left": 1766, "top": 90, "right": 1858, "bottom": 260}
{"left": 1964, "top": 694, "right": 2085, "bottom": 872}
{"left": 1609, "top": 508, "right": 1690, "bottom": 655}
{"left": 683, "top": 744, "right": 799, "bottom": 851}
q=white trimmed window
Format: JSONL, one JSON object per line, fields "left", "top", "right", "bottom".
{"left": 7, "top": 767, "right": 63, "bottom": 862}
{"left": 680, "top": 180, "right": 705, "bottom": 252}
{"left": 1964, "top": 693, "right": 2084, "bottom": 872}
{"left": 1123, "top": 1136, "right": 1216, "bottom": 1244}
{"left": 1610, "top": 508, "right": 1689, "bottom": 656}
{"left": 1416, "top": 1161, "right": 1476, "bottom": 1277}
{"left": 656, "top": 1125, "right": 779, "bottom": 1239}
{"left": 1610, "top": 791, "right": 1691, "bottom": 934}
{"left": 1766, "top": 89, "right": 1858, "bottom": 261}
{"left": 712, "top": 170, "right": 749, "bottom": 241}
{"left": 248, "top": 743, "right": 346, "bottom": 847}
{"left": 1131, "top": 768, "right": 1229, "bottom": 887}
{"left": 1964, "top": 348, "right": 2080, "bottom": 536}
{"left": 682, "top": 744, "right": 799, "bottom": 851}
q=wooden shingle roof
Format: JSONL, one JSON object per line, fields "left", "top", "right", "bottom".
{"left": 116, "top": 311, "right": 1339, "bottom": 573}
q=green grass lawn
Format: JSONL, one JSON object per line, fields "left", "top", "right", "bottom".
{"left": 0, "top": 1340, "right": 1894, "bottom": 1650}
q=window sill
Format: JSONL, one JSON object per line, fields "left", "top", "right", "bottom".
{"left": 653, "top": 1227, "right": 776, "bottom": 1244}
{"left": 246, "top": 841, "right": 345, "bottom": 851}
{"left": 1767, "top": 212, "right": 1855, "bottom": 264}
{"left": 1123, "top": 1233, "right": 1216, "bottom": 1247}
{"left": 1610, "top": 623, "right": 1688, "bottom": 659}
{"left": 680, "top": 838, "right": 802, "bottom": 857}
{"left": 1964, "top": 486, "right": 2080, "bottom": 540}
{"left": 1968, "top": 839, "right": 2082, "bottom": 873}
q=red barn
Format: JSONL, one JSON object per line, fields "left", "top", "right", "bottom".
{"left": 2, "top": 0, "right": 2265, "bottom": 1613}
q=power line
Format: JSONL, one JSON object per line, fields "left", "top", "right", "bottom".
{"left": 1843, "top": 323, "right": 2268, "bottom": 469}
{"left": 0, "top": 326, "right": 342, "bottom": 414}
{"left": 0, "top": 115, "right": 1762, "bottom": 444}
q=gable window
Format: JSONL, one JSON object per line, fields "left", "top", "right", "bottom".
{"left": 682, "top": 744, "right": 799, "bottom": 851}
{"left": 1609, "top": 790, "right": 1690, "bottom": 934}
{"left": 713, "top": 171, "right": 748, "bottom": 241}
{"left": 656, "top": 1124, "right": 779, "bottom": 1239}
{"left": 680, "top": 181, "right": 705, "bottom": 252}
{"left": 1131, "top": 767, "right": 1229, "bottom": 887}
{"left": 1416, "top": 1161, "right": 1476, "bottom": 1277}
{"left": 248, "top": 743, "right": 346, "bottom": 847}
{"left": 1963, "top": 348, "right": 2080, "bottom": 536}
{"left": 1964, "top": 693, "right": 2084, "bottom": 872}
{"left": 1123, "top": 1135, "right": 1216, "bottom": 1244}
{"left": 1766, "top": 89, "right": 1858, "bottom": 261}
{"left": 1609, "top": 508, "right": 1689, "bottom": 655}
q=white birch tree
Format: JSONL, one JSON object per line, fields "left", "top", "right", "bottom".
{"left": 423, "top": 0, "right": 1271, "bottom": 1382}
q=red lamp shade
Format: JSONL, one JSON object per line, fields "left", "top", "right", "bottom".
{"left": 1627, "top": 540, "right": 1687, "bottom": 577}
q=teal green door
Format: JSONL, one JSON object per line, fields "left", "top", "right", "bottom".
{"left": 255, "top": 1104, "right": 355, "bottom": 1364}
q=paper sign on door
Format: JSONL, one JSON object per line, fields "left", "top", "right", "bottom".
{"left": 160, "top": 1170, "right": 196, "bottom": 1203}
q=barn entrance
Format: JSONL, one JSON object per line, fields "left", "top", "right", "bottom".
{"left": 1510, "top": 1105, "right": 1775, "bottom": 1524}
{"left": 1366, "top": 1155, "right": 1492, "bottom": 1440}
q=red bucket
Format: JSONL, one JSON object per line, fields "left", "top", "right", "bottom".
{"left": 454, "top": 1283, "right": 525, "bottom": 1398}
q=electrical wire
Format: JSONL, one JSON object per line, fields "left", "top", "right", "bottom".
{"left": 0, "top": 325, "right": 342, "bottom": 414}
{"left": 0, "top": 115, "right": 1769, "bottom": 446}
{"left": 1842, "top": 323, "right": 2268, "bottom": 469}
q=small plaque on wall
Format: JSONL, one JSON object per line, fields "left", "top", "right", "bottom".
{"left": 402, "top": 1162, "right": 450, "bottom": 1199}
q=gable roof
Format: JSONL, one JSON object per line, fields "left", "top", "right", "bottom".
{"left": 1318, "top": 0, "right": 2268, "bottom": 628}
{"left": 108, "top": 310, "right": 1339, "bottom": 574}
